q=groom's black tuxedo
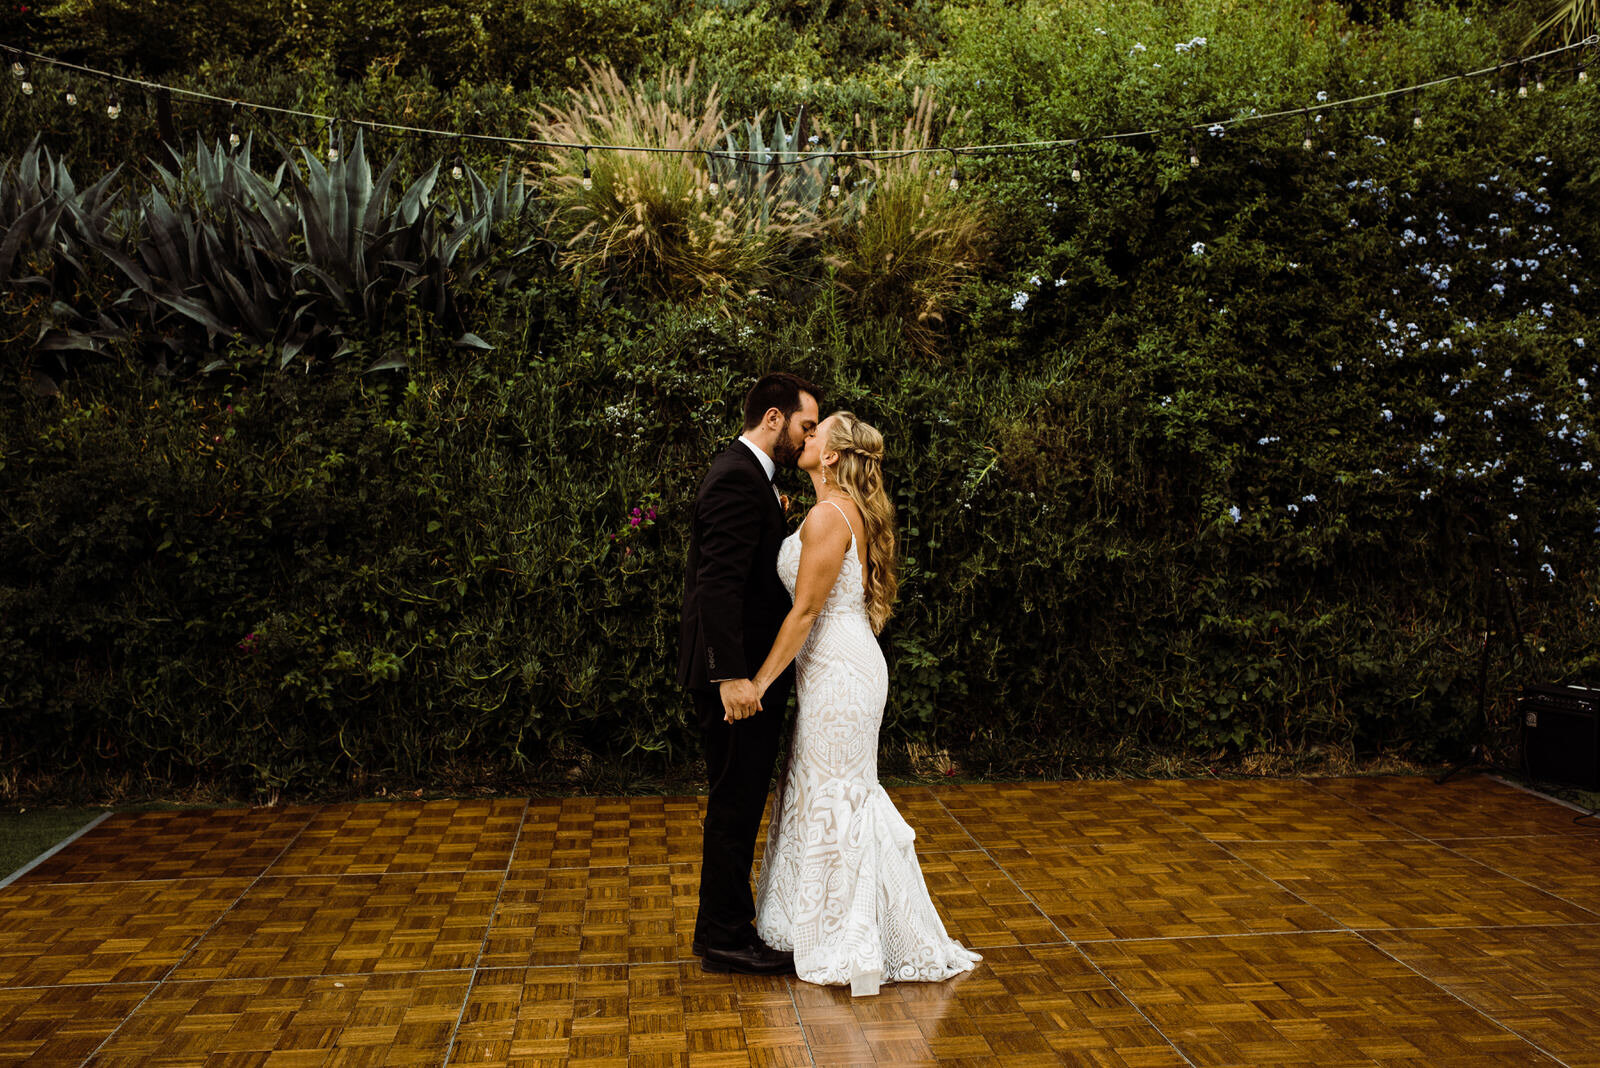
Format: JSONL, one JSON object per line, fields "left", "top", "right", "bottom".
{"left": 678, "top": 440, "right": 793, "bottom": 690}
{"left": 678, "top": 439, "right": 796, "bottom": 953}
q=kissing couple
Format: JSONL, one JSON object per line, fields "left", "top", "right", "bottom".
{"left": 677, "top": 372, "right": 980, "bottom": 996}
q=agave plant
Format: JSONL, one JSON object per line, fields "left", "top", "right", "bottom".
{"left": 0, "top": 141, "right": 128, "bottom": 368}
{"left": 708, "top": 109, "right": 867, "bottom": 231}
{"left": 0, "top": 131, "right": 541, "bottom": 378}
{"left": 533, "top": 63, "right": 834, "bottom": 302}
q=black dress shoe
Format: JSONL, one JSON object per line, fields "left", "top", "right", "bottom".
{"left": 692, "top": 940, "right": 705, "bottom": 957}
{"left": 700, "top": 940, "right": 794, "bottom": 976}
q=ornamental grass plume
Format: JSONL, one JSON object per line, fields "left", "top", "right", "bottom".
{"left": 824, "top": 87, "right": 991, "bottom": 357}
{"left": 531, "top": 63, "right": 831, "bottom": 302}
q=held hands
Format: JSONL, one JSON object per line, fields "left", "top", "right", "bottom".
{"left": 719, "top": 678, "right": 762, "bottom": 723}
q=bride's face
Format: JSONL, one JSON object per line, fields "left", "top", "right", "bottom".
{"left": 799, "top": 415, "right": 833, "bottom": 473}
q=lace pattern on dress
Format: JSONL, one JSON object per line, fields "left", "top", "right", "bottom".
{"left": 755, "top": 502, "right": 980, "bottom": 992}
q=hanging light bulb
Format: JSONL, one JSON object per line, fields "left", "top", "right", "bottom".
{"left": 20, "top": 80, "right": 32, "bottom": 96}
{"left": 581, "top": 147, "right": 592, "bottom": 191}
{"left": 1189, "top": 138, "right": 1200, "bottom": 167}
{"left": 9, "top": 61, "right": 23, "bottom": 78}
{"left": 229, "top": 126, "right": 241, "bottom": 149}
{"left": 106, "top": 97, "right": 121, "bottom": 120}
{"left": 65, "top": 91, "right": 78, "bottom": 107}
{"left": 828, "top": 175, "right": 840, "bottom": 198}
{"left": 1071, "top": 164, "right": 1082, "bottom": 183}
{"left": 1412, "top": 105, "right": 1422, "bottom": 128}
{"left": 451, "top": 160, "right": 464, "bottom": 181}
{"left": 948, "top": 157, "right": 960, "bottom": 192}
{"left": 1518, "top": 72, "right": 1528, "bottom": 98}
{"left": 328, "top": 142, "right": 340, "bottom": 163}
{"left": 1580, "top": 64, "right": 1589, "bottom": 85}
{"left": 1535, "top": 72, "right": 1545, "bottom": 92}
{"left": 707, "top": 178, "right": 719, "bottom": 196}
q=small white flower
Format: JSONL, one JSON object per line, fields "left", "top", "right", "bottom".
{"left": 1191, "top": 241, "right": 1206, "bottom": 255}
{"left": 1228, "top": 505, "right": 1241, "bottom": 523}
{"left": 1010, "top": 292, "right": 1030, "bottom": 311}
{"left": 1130, "top": 42, "right": 1146, "bottom": 54}
{"left": 1316, "top": 90, "right": 1329, "bottom": 102}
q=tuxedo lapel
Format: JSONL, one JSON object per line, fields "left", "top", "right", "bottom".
{"left": 728, "top": 439, "right": 784, "bottom": 519}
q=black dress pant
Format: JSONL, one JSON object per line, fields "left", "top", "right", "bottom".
{"left": 691, "top": 677, "right": 791, "bottom": 951}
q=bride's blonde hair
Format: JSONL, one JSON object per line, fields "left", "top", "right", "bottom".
{"left": 823, "top": 411, "right": 898, "bottom": 633}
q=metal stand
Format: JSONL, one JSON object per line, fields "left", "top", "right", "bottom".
{"left": 1436, "top": 533, "right": 1532, "bottom": 785}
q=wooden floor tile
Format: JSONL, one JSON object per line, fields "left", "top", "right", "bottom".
{"left": 1003, "top": 841, "right": 1337, "bottom": 942}
{"left": 511, "top": 796, "right": 715, "bottom": 872}
{"left": 932, "top": 781, "right": 1205, "bottom": 853}
{"left": 3, "top": 776, "right": 1596, "bottom": 1066}
{"left": 0, "top": 878, "right": 249, "bottom": 986}
{"left": 88, "top": 969, "right": 472, "bottom": 1067}
{"left": 449, "top": 963, "right": 810, "bottom": 1066}
{"left": 1082, "top": 931, "right": 1561, "bottom": 1066}
{"left": 789, "top": 944, "right": 1187, "bottom": 1067}
{"left": 1137, "top": 777, "right": 1420, "bottom": 842}
{"left": 1311, "top": 775, "right": 1594, "bottom": 839}
{"left": 1436, "top": 834, "right": 1600, "bottom": 912}
{"left": 481, "top": 864, "right": 679, "bottom": 968}
{"left": 1229, "top": 838, "right": 1600, "bottom": 931}
{"left": 14, "top": 807, "right": 317, "bottom": 885}
{"left": 883, "top": 788, "right": 980, "bottom": 852}
{"left": 266, "top": 799, "right": 526, "bottom": 876}
{"left": 0, "top": 982, "right": 153, "bottom": 1065}
{"left": 172, "top": 871, "right": 502, "bottom": 980}
{"left": 916, "top": 852, "right": 1061, "bottom": 948}
{"left": 1368, "top": 923, "right": 1600, "bottom": 1067}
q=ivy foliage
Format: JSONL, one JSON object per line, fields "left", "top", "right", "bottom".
{"left": 1, "top": 0, "right": 1598, "bottom": 800}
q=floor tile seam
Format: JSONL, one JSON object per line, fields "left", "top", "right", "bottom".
{"left": 1193, "top": 836, "right": 1361, "bottom": 948}
{"left": 442, "top": 798, "right": 533, "bottom": 1067}
{"left": 927, "top": 789, "right": 1200, "bottom": 1068}
{"left": 1299, "top": 776, "right": 1442, "bottom": 840}
{"left": 0, "top": 812, "right": 115, "bottom": 891}
{"left": 1070, "top": 926, "right": 1357, "bottom": 946}
{"left": 1395, "top": 831, "right": 1600, "bottom": 923}
{"left": 10, "top": 965, "right": 484, "bottom": 993}
{"left": 72, "top": 800, "right": 327, "bottom": 1068}
{"left": 1488, "top": 773, "right": 1600, "bottom": 817}
{"left": 1348, "top": 926, "right": 1577, "bottom": 1068}
{"left": 1346, "top": 919, "right": 1600, "bottom": 934}
{"left": 784, "top": 976, "right": 821, "bottom": 1067}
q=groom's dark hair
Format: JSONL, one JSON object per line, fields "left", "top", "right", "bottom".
{"left": 742, "top": 372, "right": 821, "bottom": 431}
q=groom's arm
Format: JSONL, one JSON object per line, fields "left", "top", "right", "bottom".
{"left": 694, "top": 471, "right": 762, "bottom": 685}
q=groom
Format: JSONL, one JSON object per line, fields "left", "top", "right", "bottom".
{"left": 678, "top": 372, "right": 820, "bottom": 975}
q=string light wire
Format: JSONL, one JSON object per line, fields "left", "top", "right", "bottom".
{"left": 0, "top": 35, "right": 1595, "bottom": 168}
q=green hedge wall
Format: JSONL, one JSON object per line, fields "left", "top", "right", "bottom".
{"left": 2, "top": 0, "right": 1598, "bottom": 800}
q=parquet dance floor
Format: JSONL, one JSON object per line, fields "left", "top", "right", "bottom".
{"left": 3, "top": 775, "right": 1598, "bottom": 1065}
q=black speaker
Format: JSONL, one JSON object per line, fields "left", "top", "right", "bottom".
{"left": 1520, "top": 684, "right": 1600, "bottom": 790}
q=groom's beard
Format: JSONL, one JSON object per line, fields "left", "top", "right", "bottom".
{"left": 772, "top": 433, "right": 804, "bottom": 469}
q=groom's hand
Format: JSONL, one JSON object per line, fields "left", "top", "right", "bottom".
{"left": 720, "top": 679, "right": 762, "bottom": 723}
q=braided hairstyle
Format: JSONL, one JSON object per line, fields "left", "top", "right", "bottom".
{"left": 823, "top": 411, "right": 898, "bottom": 633}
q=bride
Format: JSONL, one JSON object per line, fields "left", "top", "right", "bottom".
{"left": 749, "top": 411, "right": 980, "bottom": 996}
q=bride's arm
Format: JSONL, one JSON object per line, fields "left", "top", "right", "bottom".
{"left": 752, "top": 506, "right": 852, "bottom": 698}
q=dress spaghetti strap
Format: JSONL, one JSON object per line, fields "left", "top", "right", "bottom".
{"left": 821, "top": 498, "right": 859, "bottom": 545}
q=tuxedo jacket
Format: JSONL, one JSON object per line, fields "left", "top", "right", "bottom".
{"left": 677, "top": 441, "right": 793, "bottom": 690}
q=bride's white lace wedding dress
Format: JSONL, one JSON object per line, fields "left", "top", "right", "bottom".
{"left": 755, "top": 500, "right": 980, "bottom": 995}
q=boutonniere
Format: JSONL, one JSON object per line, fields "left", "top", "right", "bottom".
{"left": 779, "top": 493, "right": 791, "bottom": 514}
